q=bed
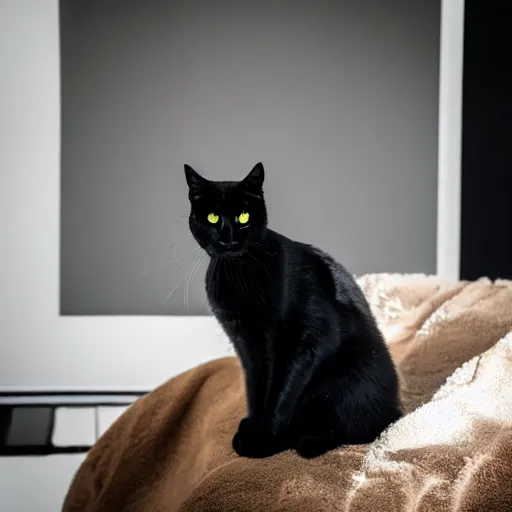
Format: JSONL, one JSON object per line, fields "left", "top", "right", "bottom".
{"left": 62, "top": 274, "right": 512, "bottom": 511}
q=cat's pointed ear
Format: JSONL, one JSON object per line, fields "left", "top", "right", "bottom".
{"left": 242, "top": 162, "right": 265, "bottom": 192}
{"left": 184, "top": 164, "right": 209, "bottom": 200}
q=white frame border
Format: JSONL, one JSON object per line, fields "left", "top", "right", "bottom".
{"left": 0, "top": 0, "right": 464, "bottom": 391}
{"left": 436, "top": 0, "right": 465, "bottom": 279}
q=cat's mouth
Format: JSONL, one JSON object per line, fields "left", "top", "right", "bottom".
{"left": 217, "top": 249, "right": 245, "bottom": 258}
{"left": 209, "top": 243, "right": 245, "bottom": 258}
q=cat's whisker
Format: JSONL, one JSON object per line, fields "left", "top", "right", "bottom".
{"left": 193, "top": 252, "right": 207, "bottom": 284}
{"left": 137, "top": 247, "right": 201, "bottom": 279}
{"left": 184, "top": 253, "right": 205, "bottom": 313}
{"left": 166, "top": 241, "right": 177, "bottom": 257}
{"left": 165, "top": 240, "right": 185, "bottom": 255}
{"left": 183, "top": 232, "right": 196, "bottom": 243}
{"left": 166, "top": 240, "right": 195, "bottom": 259}
{"left": 162, "top": 253, "right": 202, "bottom": 306}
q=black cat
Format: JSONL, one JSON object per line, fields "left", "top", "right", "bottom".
{"left": 185, "top": 162, "right": 402, "bottom": 459}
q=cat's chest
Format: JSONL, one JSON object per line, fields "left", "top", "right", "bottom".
{"left": 208, "top": 287, "right": 274, "bottom": 343}
{"left": 213, "top": 305, "right": 284, "bottom": 358}
{"left": 209, "top": 301, "right": 266, "bottom": 334}
{"left": 206, "top": 260, "right": 274, "bottom": 310}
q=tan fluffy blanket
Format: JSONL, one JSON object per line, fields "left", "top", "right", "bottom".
{"left": 63, "top": 274, "right": 512, "bottom": 512}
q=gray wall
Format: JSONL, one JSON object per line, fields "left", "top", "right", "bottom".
{"left": 60, "top": 0, "right": 440, "bottom": 316}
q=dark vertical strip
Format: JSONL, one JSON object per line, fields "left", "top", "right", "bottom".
{"left": 0, "top": 407, "right": 13, "bottom": 447}
{"left": 460, "top": 0, "right": 512, "bottom": 280}
{"left": 94, "top": 407, "right": 99, "bottom": 441}
{"left": 58, "top": 0, "right": 65, "bottom": 315}
{"left": 46, "top": 407, "right": 56, "bottom": 446}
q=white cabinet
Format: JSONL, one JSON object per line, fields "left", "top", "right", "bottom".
{"left": 0, "top": 402, "right": 130, "bottom": 510}
{"left": 0, "top": 455, "right": 86, "bottom": 512}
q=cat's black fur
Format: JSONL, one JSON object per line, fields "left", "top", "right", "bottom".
{"left": 185, "top": 162, "right": 402, "bottom": 459}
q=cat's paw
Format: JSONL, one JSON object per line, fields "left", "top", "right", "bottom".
{"left": 237, "top": 417, "right": 253, "bottom": 438}
{"left": 295, "top": 435, "right": 331, "bottom": 459}
{"left": 232, "top": 417, "right": 258, "bottom": 457}
{"left": 232, "top": 417, "right": 287, "bottom": 458}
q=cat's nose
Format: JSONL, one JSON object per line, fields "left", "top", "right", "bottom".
{"left": 218, "top": 241, "right": 240, "bottom": 249}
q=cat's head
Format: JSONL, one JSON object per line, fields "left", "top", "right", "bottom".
{"left": 184, "top": 162, "right": 268, "bottom": 258}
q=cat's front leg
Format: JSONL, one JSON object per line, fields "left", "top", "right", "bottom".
{"left": 234, "top": 338, "right": 268, "bottom": 421}
{"left": 233, "top": 369, "right": 290, "bottom": 457}
{"left": 262, "top": 348, "right": 318, "bottom": 437}
{"left": 261, "top": 323, "right": 339, "bottom": 456}
{"left": 233, "top": 369, "right": 295, "bottom": 457}
{"left": 232, "top": 339, "right": 276, "bottom": 457}
{"left": 232, "top": 323, "right": 296, "bottom": 457}
{"left": 232, "top": 416, "right": 290, "bottom": 458}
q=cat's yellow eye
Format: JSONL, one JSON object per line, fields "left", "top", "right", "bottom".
{"left": 207, "top": 213, "right": 219, "bottom": 224}
{"left": 238, "top": 212, "right": 250, "bottom": 224}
